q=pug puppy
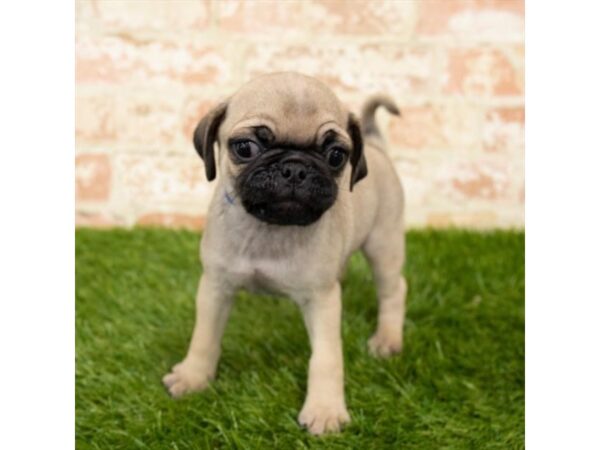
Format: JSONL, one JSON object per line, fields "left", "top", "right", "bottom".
{"left": 163, "top": 72, "right": 407, "bottom": 435}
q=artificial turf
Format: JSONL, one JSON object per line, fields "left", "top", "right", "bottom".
{"left": 76, "top": 228, "right": 524, "bottom": 449}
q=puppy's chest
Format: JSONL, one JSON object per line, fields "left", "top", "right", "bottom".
{"left": 225, "top": 254, "right": 311, "bottom": 295}
{"left": 206, "top": 206, "right": 341, "bottom": 295}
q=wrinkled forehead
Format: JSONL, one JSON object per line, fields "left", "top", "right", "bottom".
{"left": 220, "top": 76, "right": 349, "bottom": 144}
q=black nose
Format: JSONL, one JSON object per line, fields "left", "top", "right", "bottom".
{"left": 281, "top": 161, "right": 307, "bottom": 183}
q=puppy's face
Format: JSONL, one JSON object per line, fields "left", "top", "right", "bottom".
{"left": 193, "top": 73, "right": 366, "bottom": 226}
{"left": 228, "top": 122, "right": 350, "bottom": 226}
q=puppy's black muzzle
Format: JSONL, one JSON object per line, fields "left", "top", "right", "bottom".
{"left": 236, "top": 150, "right": 338, "bottom": 226}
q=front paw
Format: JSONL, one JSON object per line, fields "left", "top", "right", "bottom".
{"left": 298, "top": 401, "right": 350, "bottom": 435}
{"left": 162, "top": 360, "right": 214, "bottom": 398}
{"left": 368, "top": 329, "right": 403, "bottom": 358}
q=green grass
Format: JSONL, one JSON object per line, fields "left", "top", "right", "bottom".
{"left": 76, "top": 228, "right": 524, "bottom": 449}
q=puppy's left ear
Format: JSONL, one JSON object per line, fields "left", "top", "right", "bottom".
{"left": 348, "top": 113, "right": 367, "bottom": 190}
{"left": 193, "top": 102, "right": 228, "bottom": 181}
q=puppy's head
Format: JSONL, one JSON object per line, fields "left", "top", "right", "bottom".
{"left": 193, "top": 72, "right": 366, "bottom": 226}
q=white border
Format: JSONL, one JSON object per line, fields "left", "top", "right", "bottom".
{"left": 2, "top": 1, "right": 600, "bottom": 448}
{"left": 526, "top": 2, "right": 600, "bottom": 449}
{"left": 0, "top": 2, "right": 74, "bottom": 449}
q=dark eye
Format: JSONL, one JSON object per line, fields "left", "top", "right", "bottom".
{"left": 232, "top": 140, "right": 260, "bottom": 160}
{"left": 327, "top": 148, "right": 347, "bottom": 169}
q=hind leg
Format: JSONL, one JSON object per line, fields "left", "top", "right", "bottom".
{"left": 362, "top": 224, "right": 407, "bottom": 358}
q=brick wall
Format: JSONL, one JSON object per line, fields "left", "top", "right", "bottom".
{"left": 75, "top": 0, "right": 524, "bottom": 229}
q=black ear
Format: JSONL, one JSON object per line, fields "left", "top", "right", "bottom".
{"left": 193, "top": 102, "right": 228, "bottom": 181}
{"left": 348, "top": 113, "right": 367, "bottom": 190}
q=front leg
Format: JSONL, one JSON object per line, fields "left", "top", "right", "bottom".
{"left": 296, "top": 283, "right": 350, "bottom": 435}
{"left": 163, "top": 271, "right": 234, "bottom": 397}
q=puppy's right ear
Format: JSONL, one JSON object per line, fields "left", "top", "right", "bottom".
{"left": 348, "top": 113, "right": 367, "bottom": 191}
{"left": 193, "top": 102, "right": 228, "bottom": 181}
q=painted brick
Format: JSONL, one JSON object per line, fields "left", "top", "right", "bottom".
{"left": 137, "top": 213, "right": 206, "bottom": 230}
{"left": 114, "top": 154, "right": 214, "bottom": 212}
{"left": 76, "top": 211, "right": 123, "bottom": 228}
{"left": 397, "top": 153, "right": 514, "bottom": 202}
{"left": 76, "top": 0, "right": 210, "bottom": 32}
{"left": 115, "top": 91, "right": 183, "bottom": 150}
{"left": 74, "top": 0, "right": 525, "bottom": 229}
{"left": 417, "top": 0, "right": 524, "bottom": 41}
{"left": 216, "top": 0, "right": 306, "bottom": 35}
{"left": 426, "top": 211, "right": 498, "bottom": 228}
{"left": 76, "top": 35, "right": 231, "bottom": 86}
{"left": 303, "top": 0, "right": 418, "bottom": 36}
{"left": 244, "top": 43, "right": 436, "bottom": 97}
{"left": 76, "top": 154, "right": 111, "bottom": 201}
{"left": 483, "top": 106, "right": 525, "bottom": 153}
{"left": 438, "top": 159, "right": 511, "bottom": 201}
{"left": 75, "top": 93, "right": 117, "bottom": 145}
{"left": 442, "top": 46, "right": 523, "bottom": 97}
{"left": 388, "top": 102, "right": 481, "bottom": 151}
{"left": 217, "top": 0, "right": 418, "bottom": 37}
{"left": 520, "top": 182, "right": 525, "bottom": 205}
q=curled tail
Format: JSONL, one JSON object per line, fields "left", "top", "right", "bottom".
{"left": 360, "top": 95, "right": 400, "bottom": 147}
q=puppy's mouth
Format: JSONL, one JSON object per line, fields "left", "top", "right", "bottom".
{"left": 246, "top": 196, "right": 330, "bottom": 226}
